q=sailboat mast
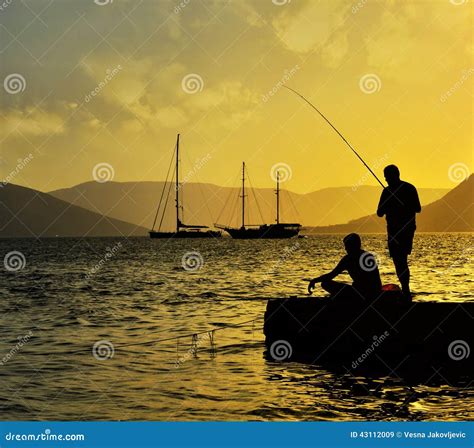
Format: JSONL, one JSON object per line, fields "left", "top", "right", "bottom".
{"left": 276, "top": 171, "right": 280, "bottom": 224}
{"left": 241, "top": 162, "right": 246, "bottom": 228}
{"left": 175, "top": 133, "right": 180, "bottom": 232}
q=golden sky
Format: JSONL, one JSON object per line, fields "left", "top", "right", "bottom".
{"left": 0, "top": 0, "right": 472, "bottom": 193}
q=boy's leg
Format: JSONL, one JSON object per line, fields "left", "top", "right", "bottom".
{"left": 321, "top": 280, "right": 351, "bottom": 298}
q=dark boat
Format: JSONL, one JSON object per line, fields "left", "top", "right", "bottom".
{"left": 264, "top": 293, "right": 473, "bottom": 380}
{"left": 149, "top": 134, "right": 221, "bottom": 239}
{"left": 223, "top": 223, "right": 301, "bottom": 239}
{"left": 149, "top": 222, "right": 221, "bottom": 239}
{"left": 216, "top": 162, "right": 301, "bottom": 239}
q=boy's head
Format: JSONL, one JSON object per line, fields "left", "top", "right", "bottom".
{"left": 384, "top": 164, "right": 400, "bottom": 186}
{"left": 343, "top": 233, "right": 361, "bottom": 254}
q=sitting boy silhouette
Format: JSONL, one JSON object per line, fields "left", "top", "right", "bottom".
{"left": 308, "top": 233, "right": 382, "bottom": 300}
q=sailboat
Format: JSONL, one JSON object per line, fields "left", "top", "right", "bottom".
{"left": 149, "top": 134, "right": 221, "bottom": 239}
{"left": 216, "top": 162, "right": 301, "bottom": 239}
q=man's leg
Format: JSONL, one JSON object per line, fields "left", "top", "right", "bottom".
{"left": 393, "top": 253, "right": 410, "bottom": 297}
{"left": 388, "top": 228, "right": 414, "bottom": 298}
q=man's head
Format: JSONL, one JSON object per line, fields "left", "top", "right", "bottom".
{"left": 384, "top": 165, "right": 400, "bottom": 186}
{"left": 343, "top": 233, "right": 361, "bottom": 254}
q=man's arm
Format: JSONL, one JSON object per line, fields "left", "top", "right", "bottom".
{"left": 377, "top": 189, "right": 388, "bottom": 217}
{"left": 412, "top": 185, "right": 421, "bottom": 213}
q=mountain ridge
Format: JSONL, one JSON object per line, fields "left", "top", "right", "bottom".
{"left": 0, "top": 183, "right": 148, "bottom": 237}
{"left": 49, "top": 181, "right": 449, "bottom": 230}
{"left": 307, "top": 175, "right": 473, "bottom": 233}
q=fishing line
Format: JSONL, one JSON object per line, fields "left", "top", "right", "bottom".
{"left": 283, "top": 86, "right": 385, "bottom": 188}
{"left": 25, "top": 317, "right": 262, "bottom": 357}
{"left": 108, "top": 316, "right": 261, "bottom": 350}
{"left": 92, "top": 316, "right": 260, "bottom": 353}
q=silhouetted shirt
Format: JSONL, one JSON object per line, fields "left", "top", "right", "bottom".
{"left": 377, "top": 181, "right": 421, "bottom": 232}
{"left": 335, "top": 250, "right": 382, "bottom": 295}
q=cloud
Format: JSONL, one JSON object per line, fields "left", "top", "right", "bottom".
{"left": 0, "top": 109, "right": 65, "bottom": 137}
{"left": 272, "top": 0, "right": 349, "bottom": 54}
{"left": 321, "top": 30, "right": 349, "bottom": 69}
{"left": 364, "top": 10, "right": 414, "bottom": 74}
{"left": 81, "top": 59, "right": 150, "bottom": 107}
{"left": 185, "top": 81, "right": 258, "bottom": 111}
{"left": 155, "top": 106, "right": 188, "bottom": 129}
{"left": 80, "top": 54, "right": 258, "bottom": 132}
{"left": 364, "top": 4, "right": 471, "bottom": 82}
{"left": 233, "top": 0, "right": 266, "bottom": 28}
{"left": 183, "top": 81, "right": 259, "bottom": 130}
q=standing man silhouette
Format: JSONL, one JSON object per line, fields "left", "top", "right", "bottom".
{"left": 377, "top": 165, "right": 421, "bottom": 299}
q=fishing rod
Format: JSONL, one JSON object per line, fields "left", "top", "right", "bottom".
{"left": 283, "top": 85, "right": 385, "bottom": 188}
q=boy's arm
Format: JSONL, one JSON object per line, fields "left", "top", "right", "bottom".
{"left": 313, "top": 259, "right": 345, "bottom": 282}
{"left": 328, "top": 258, "right": 346, "bottom": 278}
{"left": 308, "top": 258, "right": 346, "bottom": 293}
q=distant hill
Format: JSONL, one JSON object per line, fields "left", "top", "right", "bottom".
{"left": 308, "top": 175, "right": 473, "bottom": 233}
{"left": 0, "top": 184, "right": 148, "bottom": 237}
{"left": 49, "top": 181, "right": 448, "bottom": 230}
